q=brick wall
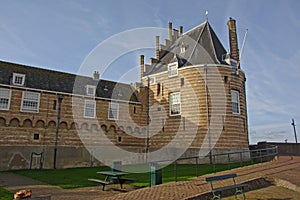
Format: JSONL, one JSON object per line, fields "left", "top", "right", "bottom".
{"left": 141, "top": 64, "right": 249, "bottom": 154}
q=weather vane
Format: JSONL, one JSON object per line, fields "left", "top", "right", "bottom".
{"left": 205, "top": 10, "right": 209, "bottom": 21}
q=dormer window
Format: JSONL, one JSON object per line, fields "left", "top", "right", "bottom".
{"left": 168, "top": 62, "right": 178, "bottom": 77}
{"left": 86, "top": 85, "right": 96, "bottom": 96}
{"left": 103, "top": 85, "right": 109, "bottom": 92}
{"left": 13, "top": 73, "right": 25, "bottom": 86}
{"left": 180, "top": 42, "right": 186, "bottom": 54}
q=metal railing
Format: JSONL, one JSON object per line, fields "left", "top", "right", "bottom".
{"left": 149, "top": 146, "right": 278, "bottom": 185}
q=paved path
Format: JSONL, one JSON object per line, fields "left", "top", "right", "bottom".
{"left": 1, "top": 156, "right": 299, "bottom": 199}
{"left": 0, "top": 172, "right": 136, "bottom": 200}
{"left": 104, "top": 156, "right": 300, "bottom": 200}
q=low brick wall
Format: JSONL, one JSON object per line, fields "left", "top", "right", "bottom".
{"left": 0, "top": 146, "right": 250, "bottom": 170}
{"left": 0, "top": 146, "right": 102, "bottom": 170}
{"left": 251, "top": 142, "right": 300, "bottom": 156}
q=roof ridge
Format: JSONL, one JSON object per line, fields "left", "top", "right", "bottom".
{"left": 0, "top": 60, "right": 131, "bottom": 86}
{"left": 183, "top": 20, "right": 207, "bottom": 35}
{"left": 186, "top": 21, "right": 209, "bottom": 62}
{"left": 206, "top": 23, "right": 221, "bottom": 64}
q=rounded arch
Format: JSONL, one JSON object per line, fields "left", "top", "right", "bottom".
{"left": 48, "top": 120, "right": 56, "bottom": 129}
{"left": 134, "top": 127, "right": 140, "bottom": 134}
{"left": 81, "top": 123, "right": 89, "bottom": 130}
{"left": 59, "top": 121, "right": 68, "bottom": 129}
{"left": 70, "top": 122, "right": 79, "bottom": 130}
{"left": 23, "top": 119, "right": 33, "bottom": 128}
{"left": 35, "top": 120, "right": 45, "bottom": 128}
{"left": 101, "top": 124, "right": 107, "bottom": 132}
{"left": 126, "top": 126, "right": 132, "bottom": 134}
{"left": 91, "top": 124, "right": 98, "bottom": 132}
{"left": 119, "top": 126, "right": 124, "bottom": 131}
{"left": 109, "top": 125, "right": 116, "bottom": 132}
{"left": 0, "top": 117, "right": 6, "bottom": 126}
{"left": 141, "top": 128, "right": 146, "bottom": 135}
{"left": 10, "top": 118, "right": 20, "bottom": 127}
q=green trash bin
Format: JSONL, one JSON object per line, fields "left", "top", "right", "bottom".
{"left": 150, "top": 162, "right": 162, "bottom": 186}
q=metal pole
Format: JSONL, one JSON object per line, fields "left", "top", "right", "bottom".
{"left": 53, "top": 94, "right": 64, "bottom": 169}
{"left": 145, "top": 77, "right": 150, "bottom": 162}
{"left": 204, "top": 65, "right": 212, "bottom": 164}
{"left": 291, "top": 119, "right": 298, "bottom": 143}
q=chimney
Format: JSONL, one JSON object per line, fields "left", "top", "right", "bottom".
{"left": 140, "top": 55, "right": 144, "bottom": 82}
{"left": 168, "top": 22, "right": 173, "bottom": 41}
{"left": 93, "top": 71, "right": 100, "bottom": 80}
{"left": 173, "top": 29, "right": 179, "bottom": 40}
{"left": 179, "top": 26, "right": 183, "bottom": 35}
{"left": 227, "top": 17, "right": 239, "bottom": 63}
{"left": 155, "top": 36, "right": 160, "bottom": 59}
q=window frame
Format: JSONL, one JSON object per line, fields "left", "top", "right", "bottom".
{"left": 86, "top": 85, "right": 96, "bottom": 96}
{"left": 108, "top": 102, "right": 119, "bottom": 120}
{"left": 168, "top": 62, "right": 178, "bottom": 78}
{"left": 231, "top": 90, "right": 240, "bottom": 114}
{"left": 84, "top": 99, "right": 96, "bottom": 118}
{"left": 21, "top": 91, "right": 40, "bottom": 113}
{"left": 0, "top": 88, "right": 11, "bottom": 110}
{"left": 12, "top": 73, "right": 26, "bottom": 86}
{"left": 169, "top": 92, "right": 181, "bottom": 116}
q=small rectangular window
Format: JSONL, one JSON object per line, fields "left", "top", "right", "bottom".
{"left": 157, "top": 83, "right": 161, "bottom": 96}
{"left": 109, "top": 102, "right": 119, "bottom": 120}
{"left": 84, "top": 100, "right": 96, "bottom": 118}
{"left": 133, "top": 106, "right": 137, "bottom": 114}
{"left": 0, "top": 88, "right": 11, "bottom": 110}
{"left": 170, "top": 92, "right": 181, "bottom": 116}
{"left": 224, "top": 76, "right": 228, "bottom": 83}
{"left": 86, "top": 85, "right": 96, "bottom": 96}
{"left": 181, "top": 78, "right": 184, "bottom": 86}
{"left": 21, "top": 91, "right": 40, "bottom": 113}
{"left": 12, "top": 73, "right": 26, "bottom": 86}
{"left": 53, "top": 100, "right": 57, "bottom": 110}
{"left": 33, "top": 133, "right": 40, "bottom": 140}
{"left": 117, "top": 136, "right": 122, "bottom": 143}
{"left": 231, "top": 90, "right": 240, "bottom": 114}
{"left": 168, "top": 62, "right": 178, "bottom": 77}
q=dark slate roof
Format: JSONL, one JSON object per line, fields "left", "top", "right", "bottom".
{"left": 0, "top": 60, "right": 139, "bottom": 102}
{"left": 144, "top": 20, "right": 227, "bottom": 76}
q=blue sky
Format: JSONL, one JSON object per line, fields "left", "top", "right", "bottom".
{"left": 0, "top": 0, "right": 299, "bottom": 144}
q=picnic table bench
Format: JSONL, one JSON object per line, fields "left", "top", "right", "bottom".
{"left": 88, "top": 178, "right": 111, "bottom": 191}
{"left": 88, "top": 171, "right": 134, "bottom": 191}
{"left": 205, "top": 173, "right": 247, "bottom": 200}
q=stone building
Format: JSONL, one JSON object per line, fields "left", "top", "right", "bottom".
{"left": 140, "top": 17, "right": 249, "bottom": 161}
{"left": 0, "top": 62, "right": 147, "bottom": 170}
{"left": 0, "top": 17, "right": 249, "bottom": 170}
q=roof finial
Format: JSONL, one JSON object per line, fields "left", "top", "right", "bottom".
{"left": 205, "top": 10, "right": 209, "bottom": 21}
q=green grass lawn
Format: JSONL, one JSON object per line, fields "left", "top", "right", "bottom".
{"left": 12, "top": 161, "right": 256, "bottom": 189}
{"left": 0, "top": 187, "right": 14, "bottom": 200}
